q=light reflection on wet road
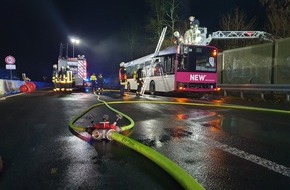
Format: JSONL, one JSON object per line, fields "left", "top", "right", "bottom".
{"left": 0, "top": 90, "right": 290, "bottom": 190}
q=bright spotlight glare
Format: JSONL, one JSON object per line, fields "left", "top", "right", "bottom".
{"left": 71, "top": 38, "right": 80, "bottom": 44}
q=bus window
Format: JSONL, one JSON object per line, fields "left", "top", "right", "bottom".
{"left": 177, "top": 54, "right": 188, "bottom": 71}
{"left": 164, "top": 56, "right": 175, "bottom": 74}
{"left": 139, "top": 63, "right": 145, "bottom": 77}
{"left": 145, "top": 61, "right": 151, "bottom": 66}
{"left": 177, "top": 46, "right": 217, "bottom": 72}
{"left": 153, "top": 58, "right": 165, "bottom": 76}
{"left": 126, "top": 66, "right": 133, "bottom": 79}
{"left": 195, "top": 54, "right": 216, "bottom": 72}
{"left": 143, "top": 61, "right": 151, "bottom": 76}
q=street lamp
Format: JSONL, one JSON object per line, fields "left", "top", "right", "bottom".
{"left": 70, "top": 38, "right": 80, "bottom": 58}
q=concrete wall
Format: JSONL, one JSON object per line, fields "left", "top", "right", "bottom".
{"left": 0, "top": 79, "right": 53, "bottom": 96}
{"left": 275, "top": 37, "right": 290, "bottom": 84}
{"left": 0, "top": 79, "right": 24, "bottom": 95}
{"left": 218, "top": 37, "right": 290, "bottom": 84}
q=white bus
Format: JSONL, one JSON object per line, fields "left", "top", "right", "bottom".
{"left": 124, "top": 44, "right": 218, "bottom": 94}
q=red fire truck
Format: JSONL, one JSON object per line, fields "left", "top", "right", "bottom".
{"left": 52, "top": 55, "right": 87, "bottom": 91}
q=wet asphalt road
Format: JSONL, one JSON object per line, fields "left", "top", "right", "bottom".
{"left": 0, "top": 89, "right": 290, "bottom": 190}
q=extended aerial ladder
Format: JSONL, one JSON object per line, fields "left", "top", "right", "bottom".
{"left": 139, "top": 17, "right": 276, "bottom": 95}
{"left": 199, "top": 29, "right": 274, "bottom": 45}
{"left": 140, "top": 26, "right": 167, "bottom": 95}
{"left": 174, "top": 16, "right": 276, "bottom": 46}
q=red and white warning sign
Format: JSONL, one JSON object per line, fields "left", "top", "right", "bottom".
{"left": 5, "top": 55, "right": 16, "bottom": 64}
{"left": 5, "top": 55, "right": 16, "bottom": 69}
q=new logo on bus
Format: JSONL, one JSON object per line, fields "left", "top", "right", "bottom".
{"left": 190, "top": 74, "right": 206, "bottom": 81}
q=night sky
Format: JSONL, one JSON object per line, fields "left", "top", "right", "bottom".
{"left": 1, "top": 0, "right": 265, "bottom": 81}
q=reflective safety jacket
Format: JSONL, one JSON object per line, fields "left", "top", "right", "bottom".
{"left": 90, "top": 74, "right": 97, "bottom": 81}
{"left": 119, "top": 67, "right": 127, "bottom": 84}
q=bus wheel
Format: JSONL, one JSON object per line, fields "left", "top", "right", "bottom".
{"left": 149, "top": 81, "right": 155, "bottom": 95}
{"left": 127, "top": 82, "right": 131, "bottom": 92}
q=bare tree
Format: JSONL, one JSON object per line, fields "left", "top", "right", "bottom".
{"left": 260, "top": 0, "right": 290, "bottom": 37}
{"left": 217, "top": 7, "right": 257, "bottom": 50}
{"left": 220, "top": 7, "right": 256, "bottom": 30}
{"left": 145, "top": 0, "right": 166, "bottom": 41}
{"left": 163, "top": 0, "right": 179, "bottom": 46}
{"left": 125, "top": 24, "right": 139, "bottom": 60}
{"left": 145, "top": 0, "right": 183, "bottom": 48}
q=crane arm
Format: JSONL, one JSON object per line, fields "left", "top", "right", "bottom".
{"left": 201, "top": 30, "right": 275, "bottom": 45}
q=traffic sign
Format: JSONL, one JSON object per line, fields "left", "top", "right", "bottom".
{"left": 6, "top": 64, "right": 16, "bottom": 70}
{"left": 5, "top": 55, "right": 16, "bottom": 64}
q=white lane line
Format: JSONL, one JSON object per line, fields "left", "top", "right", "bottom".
{"left": 206, "top": 138, "right": 290, "bottom": 177}
{"left": 190, "top": 131, "right": 290, "bottom": 178}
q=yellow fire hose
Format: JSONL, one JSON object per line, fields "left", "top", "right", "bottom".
{"left": 69, "top": 96, "right": 205, "bottom": 189}
{"left": 69, "top": 93, "right": 290, "bottom": 190}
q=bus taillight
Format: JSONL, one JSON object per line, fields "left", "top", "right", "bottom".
{"left": 214, "top": 87, "right": 221, "bottom": 91}
{"left": 212, "top": 49, "right": 217, "bottom": 57}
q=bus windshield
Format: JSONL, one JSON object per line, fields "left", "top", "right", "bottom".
{"left": 177, "top": 46, "right": 217, "bottom": 72}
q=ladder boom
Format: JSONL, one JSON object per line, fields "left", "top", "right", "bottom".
{"left": 201, "top": 30, "right": 274, "bottom": 45}
{"left": 140, "top": 27, "right": 167, "bottom": 95}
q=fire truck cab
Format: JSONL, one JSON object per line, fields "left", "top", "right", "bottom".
{"left": 52, "top": 55, "right": 87, "bottom": 91}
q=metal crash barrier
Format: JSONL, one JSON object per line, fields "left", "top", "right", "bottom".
{"left": 218, "top": 84, "right": 290, "bottom": 101}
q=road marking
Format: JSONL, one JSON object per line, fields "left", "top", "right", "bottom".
{"left": 189, "top": 129, "right": 290, "bottom": 178}
{"left": 183, "top": 109, "right": 290, "bottom": 178}
{"left": 205, "top": 138, "right": 290, "bottom": 178}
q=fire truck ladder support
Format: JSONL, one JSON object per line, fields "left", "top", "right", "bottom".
{"left": 202, "top": 30, "right": 274, "bottom": 45}
{"left": 140, "top": 27, "right": 167, "bottom": 95}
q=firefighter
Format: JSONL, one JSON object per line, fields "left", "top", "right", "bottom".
{"left": 173, "top": 31, "right": 184, "bottom": 45}
{"left": 90, "top": 73, "right": 97, "bottom": 92}
{"left": 136, "top": 65, "right": 143, "bottom": 96}
{"left": 59, "top": 66, "right": 66, "bottom": 91}
{"left": 52, "top": 64, "right": 58, "bottom": 91}
{"left": 65, "top": 65, "right": 72, "bottom": 90}
{"left": 119, "top": 62, "right": 127, "bottom": 96}
{"left": 184, "top": 16, "right": 200, "bottom": 44}
{"left": 97, "top": 73, "right": 104, "bottom": 94}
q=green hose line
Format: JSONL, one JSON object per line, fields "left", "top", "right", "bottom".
{"left": 111, "top": 132, "right": 205, "bottom": 190}
{"left": 69, "top": 101, "right": 135, "bottom": 133}
{"left": 70, "top": 94, "right": 289, "bottom": 190}
{"left": 69, "top": 102, "right": 105, "bottom": 132}
{"left": 95, "top": 96, "right": 135, "bottom": 131}
{"left": 70, "top": 99, "right": 289, "bottom": 133}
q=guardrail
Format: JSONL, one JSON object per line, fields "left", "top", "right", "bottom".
{"left": 0, "top": 79, "right": 53, "bottom": 96}
{"left": 218, "top": 84, "right": 290, "bottom": 101}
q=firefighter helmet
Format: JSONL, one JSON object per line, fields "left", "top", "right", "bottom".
{"left": 120, "top": 62, "right": 125, "bottom": 67}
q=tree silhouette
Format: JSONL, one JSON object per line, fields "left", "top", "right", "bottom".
{"left": 260, "top": 0, "right": 290, "bottom": 38}
{"left": 214, "top": 7, "right": 259, "bottom": 50}
{"left": 145, "top": 0, "right": 183, "bottom": 48}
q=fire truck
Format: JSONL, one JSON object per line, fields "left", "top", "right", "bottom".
{"left": 52, "top": 55, "right": 87, "bottom": 91}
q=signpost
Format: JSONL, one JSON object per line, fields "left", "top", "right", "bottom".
{"left": 5, "top": 55, "right": 16, "bottom": 80}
